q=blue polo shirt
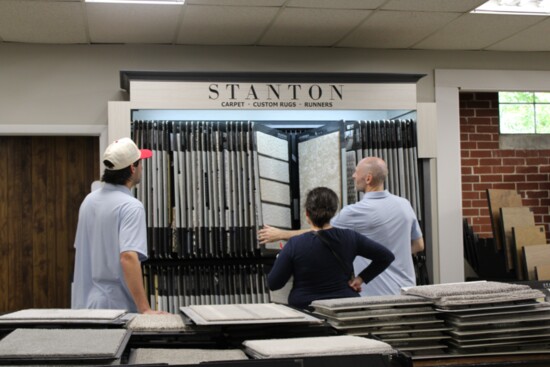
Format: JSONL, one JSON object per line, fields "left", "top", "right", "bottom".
{"left": 71, "top": 183, "right": 148, "bottom": 312}
{"left": 331, "top": 190, "right": 422, "bottom": 296}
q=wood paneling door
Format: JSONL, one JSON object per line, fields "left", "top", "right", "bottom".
{"left": 0, "top": 136, "right": 99, "bottom": 313}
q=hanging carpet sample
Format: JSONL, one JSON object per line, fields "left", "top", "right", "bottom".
{"left": 242, "top": 335, "right": 395, "bottom": 359}
{"left": 128, "top": 348, "right": 248, "bottom": 365}
{"left": 298, "top": 125, "right": 343, "bottom": 227}
{"left": 0, "top": 328, "right": 129, "bottom": 361}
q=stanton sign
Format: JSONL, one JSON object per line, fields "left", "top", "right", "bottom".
{"left": 208, "top": 83, "right": 344, "bottom": 108}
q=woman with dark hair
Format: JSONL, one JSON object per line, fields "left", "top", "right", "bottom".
{"left": 267, "top": 187, "right": 394, "bottom": 309}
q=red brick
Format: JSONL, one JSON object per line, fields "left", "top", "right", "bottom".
{"left": 518, "top": 182, "right": 540, "bottom": 190}
{"left": 503, "top": 158, "right": 525, "bottom": 165}
{"left": 461, "top": 142, "right": 477, "bottom": 150}
{"left": 462, "top": 158, "right": 478, "bottom": 166}
{"left": 480, "top": 158, "right": 502, "bottom": 165}
{"left": 504, "top": 174, "right": 526, "bottom": 182}
{"left": 540, "top": 165, "right": 550, "bottom": 173}
{"left": 526, "top": 190, "right": 549, "bottom": 199}
{"left": 541, "top": 199, "right": 550, "bottom": 206}
{"left": 466, "top": 101, "right": 491, "bottom": 109}
{"left": 463, "top": 175, "right": 480, "bottom": 183}
{"left": 473, "top": 166, "right": 492, "bottom": 174}
{"left": 494, "top": 150, "right": 516, "bottom": 158}
{"left": 493, "top": 166, "right": 515, "bottom": 174}
{"left": 479, "top": 208, "right": 490, "bottom": 216}
{"left": 532, "top": 206, "right": 549, "bottom": 215}
{"left": 463, "top": 183, "right": 473, "bottom": 191}
{"left": 516, "top": 166, "right": 539, "bottom": 174}
{"left": 515, "top": 150, "right": 540, "bottom": 157}
{"left": 476, "top": 109, "right": 499, "bottom": 117}
{"left": 461, "top": 150, "right": 470, "bottom": 158}
{"left": 462, "top": 166, "right": 473, "bottom": 175}
{"left": 539, "top": 182, "right": 550, "bottom": 190}
{"left": 478, "top": 227, "right": 494, "bottom": 237}
{"left": 477, "top": 142, "right": 500, "bottom": 150}
{"left": 472, "top": 199, "right": 489, "bottom": 207}
{"left": 461, "top": 133, "right": 470, "bottom": 141}
{"left": 473, "top": 217, "right": 491, "bottom": 225}
{"left": 526, "top": 158, "right": 548, "bottom": 165}
{"left": 463, "top": 208, "right": 480, "bottom": 216}
{"left": 474, "top": 183, "right": 493, "bottom": 191}
{"left": 476, "top": 125, "right": 499, "bottom": 134}
{"left": 470, "top": 134, "right": 493, "bottom": 141}
{"left": 492, "top": 183, "right": 516, "bottom": 190}
{"left": 534, "top": 215, "right": 543, "bottom": 223}
{"left": 463, "top": 191, "right": 480, "bottom": 200}
{"left": 471, "top": 150, "right": 493, "bottom": 158}
{"left": 522, "top": 199, "right": 539, "bottom": 207}
{"left": 462, "top": 200, "right": 472, "bottom": 208}
{"left": 460, "top": 93, "right": 475, "bottom": 101}
{"left": 460, "top": 125, "right": 476, "bottom": 133}
{"left": 527, "top": 174, "right": 548, "bottom": 181}
{"left": 467, "top": 117, "right": 492, "bottom": 125}
{"left": 481, "top": 175, "right": 503, "bottom": 183}
{"left": 460, "top": 109, "right": 476, "bottom": 117}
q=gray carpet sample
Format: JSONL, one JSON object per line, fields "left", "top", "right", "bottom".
{"left": 242, "top": 335, "right": 395, "bottom": 358}
{"left": 128, "top": 348, "right": 248, "bottom": 365}
{"left": 436, "top": 289, "right": 544, "bottom": 306}
{"left": 126, "top": 314, "right": 187, "bottom": 332}
{"left": 187, "top": 303, "right": 306, "bottom": 321}
{"left": 311, "top": 295, "right": 430, "bottom": 310}
{"left": 0, "top": 329, "right": 128, "bottom": 359}
{"left": 403, "top": 281, "right": 531, "bottom": 299}
{"left": 0, "top": 309, "right": 126, "bottom": 320}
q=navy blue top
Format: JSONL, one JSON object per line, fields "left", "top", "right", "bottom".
{"left": 267, "top": 228, "right": 395, "bottom": 309}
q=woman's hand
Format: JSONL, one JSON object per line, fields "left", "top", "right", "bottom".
{"left": 348, "top": 276, "right": 363, "bottom": 293}
{"left": 258, "top": 224, "right": 285, "bottom": 244}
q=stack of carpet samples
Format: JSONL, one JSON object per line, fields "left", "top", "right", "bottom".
{"left": 310, "top": 295, "right": 450, "bottom": 356}
{"left": 402, "top": 281, "right": 550, "bottom": 356}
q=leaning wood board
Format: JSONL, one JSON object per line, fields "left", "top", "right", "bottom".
{"left": 486, "top": 189, "right": 522, "bottom": 251}
{"left": 523, "top": 244, "right": 550, "bottom": 280}
{"left": 513, "top": 225, "right": 547, "bottom": 280}
{"left": 500, "top": 207, "right": 534, "bottom": 271}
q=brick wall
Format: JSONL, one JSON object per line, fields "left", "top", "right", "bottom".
{"left": 460, "top": 92, "right": 550, "bottom": 239}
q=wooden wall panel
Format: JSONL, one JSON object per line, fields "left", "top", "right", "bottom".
{"left": 0, "top": 136, "right": 99, "bottom": 313}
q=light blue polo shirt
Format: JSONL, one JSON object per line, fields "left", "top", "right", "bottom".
{"left": 71, "top": 183, "right": 148, "bottom": 312}
{"left": 331, "top": 190, "right": 422, "bottom": 296}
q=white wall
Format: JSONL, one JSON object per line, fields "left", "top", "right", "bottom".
{"left": 3, "top": 43, "right": 550, "bottom": 285}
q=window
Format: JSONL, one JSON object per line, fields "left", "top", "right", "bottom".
{"left": 499, "top": 91, "right": 550, "bottom": 133}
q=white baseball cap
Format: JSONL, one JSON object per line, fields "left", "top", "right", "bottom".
{"left": 103, "top": 137, "right": 152, "bottom": 170}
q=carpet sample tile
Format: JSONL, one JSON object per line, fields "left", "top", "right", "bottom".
{"left": 258, "top": 155, "right": 289, "bottom": 183}
{"left": 436, "top": 289, "right": 545, "bottom": 307}
{"left": 256, "top": 131, "right": 288, "bottom": 162}
{"left": 0, "top": 309, "right": 126, "bottom": 320}
{"left": 403, "top": 281, "right": 531, "bottom": 299}
{"left": 126, "top": 314, "right": 187, "bottom": 332}
{"left": 261, "top": 203, "right": 292, "bottom": 229}
{"left": 0, "top": 329, "right": 128, "bottom": 360}
{"left": 187, "top": 303, "right": 305, "bottom": 322}
{"left": 243, "top": 335, "right": 395, "bottom": 359}
{"left": 128, "top": 348, "right": 248, "bottom": 365}
{"left": 311, "top": 294, "right": 430, "bottom": 310}
{"left": 260, "top": 179, "right": 291, "bottom": 206}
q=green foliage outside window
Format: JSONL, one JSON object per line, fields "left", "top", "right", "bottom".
{"left": 499, "top": 92, "right": 550, "bottom": 134}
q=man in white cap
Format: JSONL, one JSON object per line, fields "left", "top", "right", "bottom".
{"left": 71, "top": 138, "right": 166, "bottom": 314}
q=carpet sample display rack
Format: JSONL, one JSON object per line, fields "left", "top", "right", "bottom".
{"left": 132, "top": 119, "right": 423, "bottom": 311}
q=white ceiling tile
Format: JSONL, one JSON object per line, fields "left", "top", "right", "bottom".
{"left": 185, "top": 0, "right": 286, "bottom": 5}
{"left": 0, "top": 1, "right": 87, "bottom": 44}
{"left": 260, "top": 8, "right": 372, "bottom": 46}
{"left": 286, "top": 0, "right": 386, "bottom": 9}
{"left": 338, "top": 10, "right": 460, "bottom": 48}
{"left": 413, "top": 13, "right": 543, "bottom": 50}
{"left": 177, "top": 5, "right": 279, "bottom": 45}
{"left": 382, "top": 0, "right": 486, "bottom": 12}
{"left": 86, "top": 3, "right": 181, "bottom": 44}
{"left": 487, "top": 18, "right": 550, "bottom": 51}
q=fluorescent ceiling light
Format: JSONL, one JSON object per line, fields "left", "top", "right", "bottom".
{"left": 85, "top": 0, "right": 184, "bottom": 4}
{"left": 472, "top": 0, "right": 550, "bottom": 15}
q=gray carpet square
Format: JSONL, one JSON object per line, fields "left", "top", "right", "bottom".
{"left": 128, "top": 348, "right": 248, "bottom": 365}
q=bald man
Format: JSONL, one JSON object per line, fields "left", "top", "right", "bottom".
{"left": 259, "top": 157, "right": 424, "bottom": 296}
